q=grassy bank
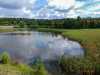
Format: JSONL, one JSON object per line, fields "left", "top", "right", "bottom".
{"left": 0, "top": 29, "right": 16, "bottom": 32}
{"left": 38, "top": 28, "right": 100, "bottom": 73}
{"left": 62, "top": 29, "right": 100, "bottom": 61}
{"left": 38, "top": 28, "right": 100, "bottom": 60}
{"left": 0, "top": 28, "right": 32, "bottom": 32}
{"left": 0, "top": 64, "right": 21, "bottom": 75}
{"left": 0, "top": 63, "right": 48, "bottom": 75}
{"left": 0, "top": 64, "right": 34, "bottom": 75}
{"left": 0, "top": 52, "right": 48, "bottom": 75}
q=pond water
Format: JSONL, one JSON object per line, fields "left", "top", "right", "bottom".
{"left": 0, "top": 31, "right": 84, "bottom": 63}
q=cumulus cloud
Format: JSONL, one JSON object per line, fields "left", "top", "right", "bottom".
{"left": 34, "top": 0, "right": 100, "bottom": 19}
{"left": 75, "top": 0, "right": 100, "bottom": 17}
{"left": 0, "top": 0, "right": 36, "bottom": 18}
{"left": 0, "top": 0, "right": 36, "bottom": 9}
{"left": 34, "top": 0, "right": 76, "bottom": 19}
{"left": 0, "top": 0, "right": 99, "bottom": 19}
{"left": 47, "top": 0, "right": 75, "bottom": 10}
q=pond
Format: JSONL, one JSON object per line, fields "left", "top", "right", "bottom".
{"left": 0, "top": 31, "right": 84, "bottom": 63}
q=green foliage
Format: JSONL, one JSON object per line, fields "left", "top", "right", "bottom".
{"left": 0, "top": 52, "right": 48, "bottom": 75}
{"left": 35, "top": 64, "right": 48, "bottom": 75}
{"left": 0, "top": 64, "right": 35, "bottom": 75}
{"left": 1, "top": 52, "right": 11, "bottom": 64}
{"left": 17, "top": 64, "right": 34, "bottom": 75}
{"left": 0, "top": 64, "right": 22, "bottom": 75}
{"left": 60, "top": 57, "right": 96, "bottom": 75}
{"left": 60, "top": 57, "right": 81, "bottom": 74}
{"left": 0, "top": 17, "right": 100, "bottom": 29}
{"left": 39, "top": 28, "right": 100, "bottom": 74}
{"left": 32, "top": 59, "right": 48, "bottom": 75}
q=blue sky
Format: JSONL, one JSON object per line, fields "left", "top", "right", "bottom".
{"left": 0, "top": 0, "right": 99, "bottom": 19}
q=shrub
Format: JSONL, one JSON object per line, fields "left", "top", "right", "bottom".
{"left": 17, "top": 64, "right": 34, "bottom": 75}
{"left": 32, "top": 58, "right": 48, "bottom": 75}
{"left": 1, "top": 52, "right": 11, "bottom": 64}
{"left": 35, "top": 63, "right": 48, "bottom": 75}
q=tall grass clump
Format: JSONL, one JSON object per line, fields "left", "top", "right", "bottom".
{"left": 31, "top": 58, "right": 48, "bottom": 75}
{"left": 0, "top": 52, "right": 11, "bottom": 64}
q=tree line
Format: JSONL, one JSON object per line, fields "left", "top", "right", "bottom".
{"left": 0, "top": 17, "right": 100, "bottom": 29}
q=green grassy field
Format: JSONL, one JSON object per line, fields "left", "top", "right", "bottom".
{"left": 62, "top": 29, "right": 100, "bottom": 60}
{"left": 38, "top": 28, "right": 100, "bottom": 62}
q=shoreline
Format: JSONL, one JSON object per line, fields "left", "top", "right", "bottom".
{"left": 37, "top": 28, "right": 100, "bottom": 61}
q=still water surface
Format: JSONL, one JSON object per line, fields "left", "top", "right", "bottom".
{"left": 0, "top": 31, "right": 84, "bottom": 63}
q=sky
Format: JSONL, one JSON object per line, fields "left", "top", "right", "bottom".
{"left": 0, "top": 0, "right": 99, "bottom": 19}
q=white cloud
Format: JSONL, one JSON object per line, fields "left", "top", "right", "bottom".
{"left": 0, "top": 0, "right": 36, "bottom": 9}
{"left": 75, "top": 1, "right": 85, "bottom": 9}
{"left": 0, "top": 0, "right": 99, "bottom": 19}
{"left": 65, "top": 10, "right": 78, "bottom": 18}
{"left": 74, "top": 0, "right": 100, "bottom": 18}
{"left": 91, "top": 4, "right": 100, "bottom": 11}
{"left": 0, "top": 0, "right": 36, "bottom": 18}
{"left": 93, "top": 11, "right": 100, "bottom": 15}
{"left": 48, "top": 0, "right": 75, "bottom": 10}
{"left": 33, "top": 0, "right": 76, "bottom": 19}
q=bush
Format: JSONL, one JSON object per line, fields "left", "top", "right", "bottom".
{"left": 17, "top": 64, "right": 34, "bottom": 75}
{"left": 35, "top": 63, "right": 48, "bottom": 75}
{"left": 32, "top": 58, "right": 48, "bottom": 75}
{"left": 1, "top": 52, "right": 11, "bottom": 64}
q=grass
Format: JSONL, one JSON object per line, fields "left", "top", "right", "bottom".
{"left": 0, "top": 64, "right": 26, "bottom": 75}
{"left": 38, "top": 28, "right": 100, "bottom": 74}
{"left": 62, "top": 29, "right": 100, "bottom": 62}
{"left": 0, "top": 64, "right": 19, "bottom": 75}
{"left": 38, "top": 28, "right": 100, "bottom": 62}
{"left": 0, "top": 52, "right": 48, "bottom": 75}
{"left": 0, "top": 29, "right": 16, "bottom": 32}
{"left": 0, "top": 64, "right": 34, "bottom": 75}
{"left": 0, "top": 63, "right": 48, "bottom": 75}
{"left": 0, "top": 28, "right": 31, "bottom": 32}
{"left": 0, "top": 28, "right": 100, "bottom": 74}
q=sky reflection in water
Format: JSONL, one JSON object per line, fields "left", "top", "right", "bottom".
{"left": 0, "top": 32, "right": 84, "bottom": 63}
